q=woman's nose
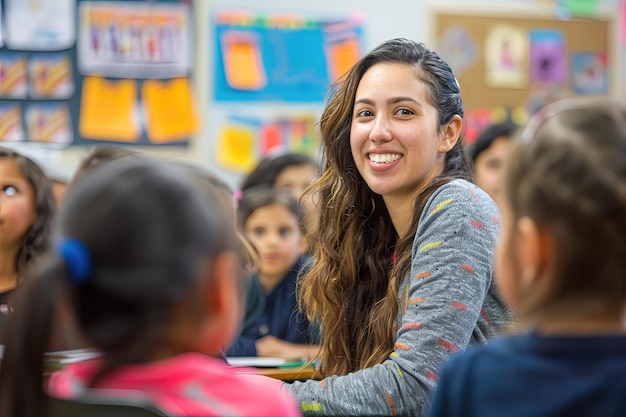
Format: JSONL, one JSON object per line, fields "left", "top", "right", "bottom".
{"left": 369, "top": 115, "right": 392, "bottom": 143}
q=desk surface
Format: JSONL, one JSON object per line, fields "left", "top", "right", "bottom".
{"left": 257, "top": 366, "right": 316, "bottom": 381}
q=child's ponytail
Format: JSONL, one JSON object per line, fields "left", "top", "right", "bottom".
{"left": 0, "top": 255, "right": 67, "bottom": 417}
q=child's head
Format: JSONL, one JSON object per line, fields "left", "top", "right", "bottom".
{"left": 0, "top": 158, "right": 243, "bottom": 416}
{"left": 496, "top": 97, "right": 626, "bottom": 325}
{"left": 0, "top": 147, "right": 55, "bottom": 274}
{"left": 240, "top": 152, "right": 319, "bottom": 203}
{"left": 237, "top": 187, "right": 306, "bottom": 283}
{"left": 470, "top": 121, "right": 518, "bottom": 207}
{"left": 72, "top": 146, "right": 138, "bottom": 183}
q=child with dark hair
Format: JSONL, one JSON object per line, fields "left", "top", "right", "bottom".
{"left": 72, "top": 145, "right": 138, "bottom": 183}
{"left": 0, "top": 158, "right": 300, "bottom": 417}
{"left": 0, "top": 147, "right": 54, "bottom": 315}
{"left": 469, "top": 121, "right": 519, "bottom": 208}
{"left": 427, "top": 97, "right": 626, "bottom": 417}
{"left": 228, "top": 186, "right": 319, "bottom": 361}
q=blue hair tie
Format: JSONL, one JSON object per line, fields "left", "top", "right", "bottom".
{"left": 58, "top": 238, "right": 92, "bottom": 284}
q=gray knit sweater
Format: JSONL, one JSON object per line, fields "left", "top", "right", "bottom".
{"left": 285, "top": 179, "right": 511, "bottom": 416}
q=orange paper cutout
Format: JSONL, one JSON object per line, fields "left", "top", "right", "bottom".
{"left": 79, "top": 77, "right": 140, "bottom": 142}
{"left": 142, "top": 78, "right": 199, "bottom": 143}
{"left": 328, "top": 38, "right": 360, "bottom": 82}
{"left": 221, "top": 32, "right": 266, "bottom": 91}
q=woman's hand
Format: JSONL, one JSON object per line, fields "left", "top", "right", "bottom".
{"left": 255, "top": 335, "right": 320, "bottom": 361}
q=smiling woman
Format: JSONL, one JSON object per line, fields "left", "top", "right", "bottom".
{"left": 285, "top": 38, "right": 512, "bottom": 417}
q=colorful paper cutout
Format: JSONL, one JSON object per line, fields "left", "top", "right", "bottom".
{"left": 79, "top": 76, "right": 140, "bottom": 142}
{"left": 529, "top": 29, "right": 567, "bottom": 84}
{"left": 142, "top": 77, "right": 199, "bottom": 143}
{"left": 0, "top": 104, "right": 24, "bottom": 142}
{"left": 25, "top": 103, "right": 73, "bottom": 144}
{"left": 327, "top": 38, "right": 360, "bottom": 82}
{"left": 484, "top": 25, "right": 528, "bottom": 89}
{"left": 221, "top": 31, "right": 266, "bottom": 91}
{"left": 0, "top": 54, "right": 27, "bottom": 98}
{"left": 29, "top": 54, "right": 74, "bottom": 99}
{"left": 78, "top": 2, "right": 191, "bottom": 78}
{"left": 571, "top": 52, "right": 607, "bottom": 95}
{"left": 217, "top": 125, "right": 257, "bottom": 171}
{"left": 438, "top": 25, "right": 478, "bottom": 76}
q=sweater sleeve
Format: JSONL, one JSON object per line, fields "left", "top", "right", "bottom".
{"left": 285, "top": 181, "right": 500, "bottom": 417}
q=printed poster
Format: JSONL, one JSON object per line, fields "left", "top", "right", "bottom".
{"left": 438, "top": 25, "right": 478, "bottom": 76}
{"left": 0, "top": 104, "right": 24, "bottom": 142}
{"left": 78, "top": 2, "right": 192, "bottom": 79}
{"left": 29, "top": 54, "right": 75, "bottom": 99}
{"left": 5, "top": 0, "right": 76, "bottom": 50}
{"left": 529, "top": 29, "right": 567, "bottom": 84}
{"left": 0, "top": 53, "right": 28, "bottom": 98}
{"left": 25, "top": 103, "right": 73, "bottom": 144}
{"left": 484, "top": 25, "right": 528, "bottom": 89}
{"left": 571, "top": 52, "right": 607, "bottom": 95}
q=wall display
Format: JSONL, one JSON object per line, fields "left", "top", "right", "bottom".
{"left": 0, "top": 0, "right": 197, "bottom": 146}
{"left": 435, "top": 12, "right": 609, "bottom": 141}
{"left": 213, "top": 11, "right": 364, "bottom": 102}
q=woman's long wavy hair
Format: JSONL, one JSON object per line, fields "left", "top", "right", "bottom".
{"left": 299, "top": 38, "right": 472, "bottom": 377}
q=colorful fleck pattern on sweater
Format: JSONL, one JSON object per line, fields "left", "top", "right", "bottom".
{"left": 286, "top": 179, "right": 512, "bottom": 417}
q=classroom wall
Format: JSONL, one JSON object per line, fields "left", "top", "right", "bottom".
{"left": 32, "top": 0, "right": 623, "bottom": 188}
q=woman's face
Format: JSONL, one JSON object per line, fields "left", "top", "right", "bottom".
{"left": 350, "top": 62, "right": 448, "bottom": 203}
{"left": 474, "top": 137, "right": 511, "bottom": 208}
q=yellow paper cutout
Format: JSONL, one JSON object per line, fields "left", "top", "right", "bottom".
{"left": 222, "top": 32, "right": 266, "bottom": 91}
{"left": 79, "top": 77, "right": 139, "bottom": 142}
{"left": 142, "top": 78, "right": 199, "bottom": 144}
{"left": 217, "top": 126, "right": 257, "bottom": 171}
{"left": 329, "top": 38, "right": 360, "bottom": 81}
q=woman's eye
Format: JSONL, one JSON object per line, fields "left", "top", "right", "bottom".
{"left": 355, "top": 109, "right": 373, "bottom": 118}
{"left": 2, "top": 186, "right": 16, "bottom": 196}
{"left": 395, "top": 108, "right": 414, "bottom": 116}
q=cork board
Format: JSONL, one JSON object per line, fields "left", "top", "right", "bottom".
{"left": 434, "top": 13, "right": 610, "bottom": 110}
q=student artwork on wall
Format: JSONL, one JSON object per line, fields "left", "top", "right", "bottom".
{"left": 570, "top": 51, "right": 607, "bottom": 95}
{"left": 213, "top": 11, "right": 364, "bottom": 102}
{"left": 484, "top": 25, "right": 528, "bottom": 89}
{"left": 216, "top": 110, "right": 320, "bottom": 172}
{"left": 437, "top": 25, "right": 478, "bottom": 77}
{"left": 529, "top": 29, "right": 567, "bottom": 84}
{"left": 4, "top": 0, "right": 76, "bottom": 51}
{"left": 77, "top": 1, "right": 192, "bottom": 79}
{"left": 0, "top": 0, "right": 198, "bottom": 146}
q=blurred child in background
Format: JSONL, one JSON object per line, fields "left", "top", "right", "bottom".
{"left": 0, "top": 147, "right": 54, "bottom": 320}
{"left": 469, "top": 121, "right": 518, "bottom": 209}
{"left": 240, "top": 153, "right": 319, "bottom": 231}
{"left": 427, "top": 98, "right": 626, "bottom": 417}
{"left": 0, "top": 158, "right": 300, "bottom": 417}
{"left": 228, "top": 186, "right": 319, "bottom": 361}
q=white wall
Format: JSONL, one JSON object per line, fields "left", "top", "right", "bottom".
{"left": 23, "top": 0, "right": 623, "bottom": 187}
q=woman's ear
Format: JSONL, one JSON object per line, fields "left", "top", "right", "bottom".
{"left": 438, "top": 114, "right": 463, "bottom": 153}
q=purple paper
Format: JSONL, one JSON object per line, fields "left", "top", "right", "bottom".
{"left": 529, "top": 29, "right": 567, "bottom": 84}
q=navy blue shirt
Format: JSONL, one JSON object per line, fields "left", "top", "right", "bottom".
{"left": 427, "top": 331, "right": 626, "bottom": 417}
{"left": 226, "top": 256, "right": 316, "bottom": 356}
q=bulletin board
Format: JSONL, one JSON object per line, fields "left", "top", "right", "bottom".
{"left": 434, "top": 13, "right": 610, "bottom": 142}
{"left": 0, "top": 0, "right": 198, "bottom": 147}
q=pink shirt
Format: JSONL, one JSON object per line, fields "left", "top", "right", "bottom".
{"left": 49, "top": 353, "right": 301, "bottom": 417}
